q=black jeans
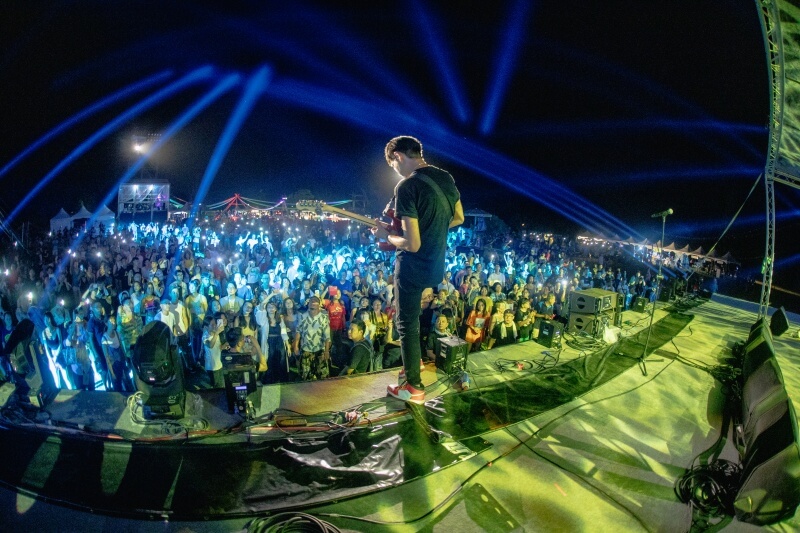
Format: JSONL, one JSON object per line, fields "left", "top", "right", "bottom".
{"left": 394, "top": 276, "right": 424, "bottom": 389}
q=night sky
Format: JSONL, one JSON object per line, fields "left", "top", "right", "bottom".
{"left": 1, "top": 1, "right": 796, "bottom": 284}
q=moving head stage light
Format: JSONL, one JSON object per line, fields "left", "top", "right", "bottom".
{"left": 131, "top": 321, "right": 185, "bottom": 419}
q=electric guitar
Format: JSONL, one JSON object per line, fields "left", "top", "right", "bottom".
{"left": 296, "top": 200, "right": 401, "bottom": 251}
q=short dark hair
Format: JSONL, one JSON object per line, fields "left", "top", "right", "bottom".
{"left": 226, "top": 327, "right": 243, "bottom": 346}
{"left": 385, "top": 136, "right": 423, "bottom": 164}
{"left": 351, "top": 320, "right": 366, "bottom": 335}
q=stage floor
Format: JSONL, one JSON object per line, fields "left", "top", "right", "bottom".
{"left": 1, "top": 294, "right": 798, "bottom": 532}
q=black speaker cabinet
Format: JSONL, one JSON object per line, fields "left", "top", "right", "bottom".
{"left": 537, "top": 320, "right": 563, "bottom": 348}
{"left": 743, "top": 327, "right": 775, "bottom": 382}
{"left": 569, "top": 288, "right": 617, "bottom": 314}
{"left": 742, "top": 358, "right": 785, "bottom": 444}
{"left": 633, "top": 297, "right": 648, "bottom": 314}
{"left": 770, "top": 306, "right": 790, "bottom": 337}
{"left": 435, "top": 336, "right": 469, "bottom": 374}
{"left": 735, "top": 396, "right": 800, "bottom": 525}
{"left": 657, "top": 284, "right": 674, "bottom": 302}
{"left": 750, "top": 317, "right": 768, "bottom": 336}
{"left": 567, "top": 311, "right": 614, "bottom": 337}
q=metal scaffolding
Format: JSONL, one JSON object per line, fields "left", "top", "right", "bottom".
{"left": 756, "top": 0, "right": 800, "bottom": 318}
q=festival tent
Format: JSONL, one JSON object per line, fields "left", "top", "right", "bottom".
{"left": 49, "top": 208, "right": 72, "bottom": 233}
{"left": 50, "top": 204, "right": 117, "bottom": 233}
{"left": 71, "top": 203, "right": 93, "bottom": 223}
{"left": 95, "top": 205, "right": 116, "bottom": 228}
{"left": 464, "top": 208, "right": 493, "bottom": 232}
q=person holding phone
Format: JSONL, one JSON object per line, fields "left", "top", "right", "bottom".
{"left": 202, "top": 315, "right": 225, "bottom": 387}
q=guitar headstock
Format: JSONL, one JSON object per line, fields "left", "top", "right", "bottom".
{"left": 296, "top": 200, "right": 326, "bottom": 213}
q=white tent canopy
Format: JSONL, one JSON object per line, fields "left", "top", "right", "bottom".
{"left": 49, "top": 208, "right": 71, "bottom": 233}
{"left": 50, "top": 204, "right": 116, "bottom": 233}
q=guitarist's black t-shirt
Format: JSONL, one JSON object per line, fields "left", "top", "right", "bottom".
{"left": 393, "top": 166, "right": 460, "bottom": 289}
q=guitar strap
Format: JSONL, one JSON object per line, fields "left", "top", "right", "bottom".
{"left": 412, "top": 171, "right": 455, "bottom": 219}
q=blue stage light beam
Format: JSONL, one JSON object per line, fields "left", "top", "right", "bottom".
{"left": 479, "top": 0, "right": 533, "bottom": 135}
{"left": 411, "top": 0, "right": 470, "bottom": 124}
{"left": 52, "top": 74, "right": 240, "bottom": 286}
{"left": 189, "top": 66, "right": 271, "bottom": 223}
{"left": 671, "top": 210, "right": 797, "bottom": 237}
{"left": 579, "top": 166, "right": 762, "bottom": 185}
{"left": 499, "top": 118, "right": 765, "bottom": 139}
{"left": 289, "top": 6, "right": 447, "bottom": 125}
{"left": 4, "top": 66, "right": 215, "bottom": 229}
{"left": 0, "top": 70, "right": 174, "bottom": 181}
{"left": 220, "top": 19, "right": 397, "bottom": 107}
{"left": 774, "top": 253, "right": 800, "bottom": 269}
{"left": 266, "top": 78, "right": 639, "bottom": 239}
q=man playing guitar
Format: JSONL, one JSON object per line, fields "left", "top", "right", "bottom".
{"left": 373, "top": 136, "right": 464, "bottom": 404}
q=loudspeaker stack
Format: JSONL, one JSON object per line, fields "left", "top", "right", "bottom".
{"left": 733, "top": 319, "right": 800, "bottom": 524}
{"left": 567, "top": 288, "right": 621, "bottom": 338}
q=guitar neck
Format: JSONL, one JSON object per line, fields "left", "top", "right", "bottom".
{"left": 303, "top": 203, "right": 378, "bottom": 227}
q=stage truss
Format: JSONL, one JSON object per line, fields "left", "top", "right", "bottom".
{"left": 757, "top": 0, "right": 800, "bottom": 318}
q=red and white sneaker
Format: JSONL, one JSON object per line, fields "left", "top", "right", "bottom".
{"left": 387, "top": 382, "right": 425, "bottom": 404}
{"left": 398, "top": 360, "right": 426, "bottom": 383}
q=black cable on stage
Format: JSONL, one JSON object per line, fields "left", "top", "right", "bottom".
{"left": 674, "top": 460, "right": 741, "bottom": 518}
{"left": 478, "top": 360, "right": 681, "bottom": 533}
{"left": 317, "top": 347, "right": 679, "bottom": 530}
{"left": 247, "top": 512, "right": 342, "bottom": 533}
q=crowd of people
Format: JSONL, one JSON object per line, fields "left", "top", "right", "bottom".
{"left": 0, "top": 201, "right": 720, "bottom": 394}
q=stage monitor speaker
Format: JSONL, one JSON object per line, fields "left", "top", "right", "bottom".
{"left": 657, "top": 284, "right": 674, "bottom": 302}
{"left": 742, "top": 327, "right": 775, "bottom": 382}
{"left": 735, "top": 397, "right": 800, "bottom": 525}
{"left": 750, "top": 317, "right": 768, "bottom": 336}
{"left": 435, "top": 336, "right": 469, "bottom": 374}
{"left": 633, "top": 297, "right": 647, "bottom": 314}
{"left": 771, "top": 306, "right": 790, "bottom": 337}
{"left": 742, "top": 358, "right": 785, "bottom": 441}
{"left": 567, "top": 311, "right": 614, "bottom": 337}
{"left": 132, "top": 321, "right": 185, "bottom": 419}
{"left": 537, "top": 320, "right": 563, "bottom": 348}
{"left": 569, "top": 288, "right": 617, "bottom": 314}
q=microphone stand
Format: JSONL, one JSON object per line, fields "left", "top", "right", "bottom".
{"left": 638, "top": 212, "right": 668, "bottom": 376}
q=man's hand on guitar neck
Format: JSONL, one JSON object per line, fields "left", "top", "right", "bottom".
{"left": 372, "top": 219, "right": 391, "bottom": 241}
